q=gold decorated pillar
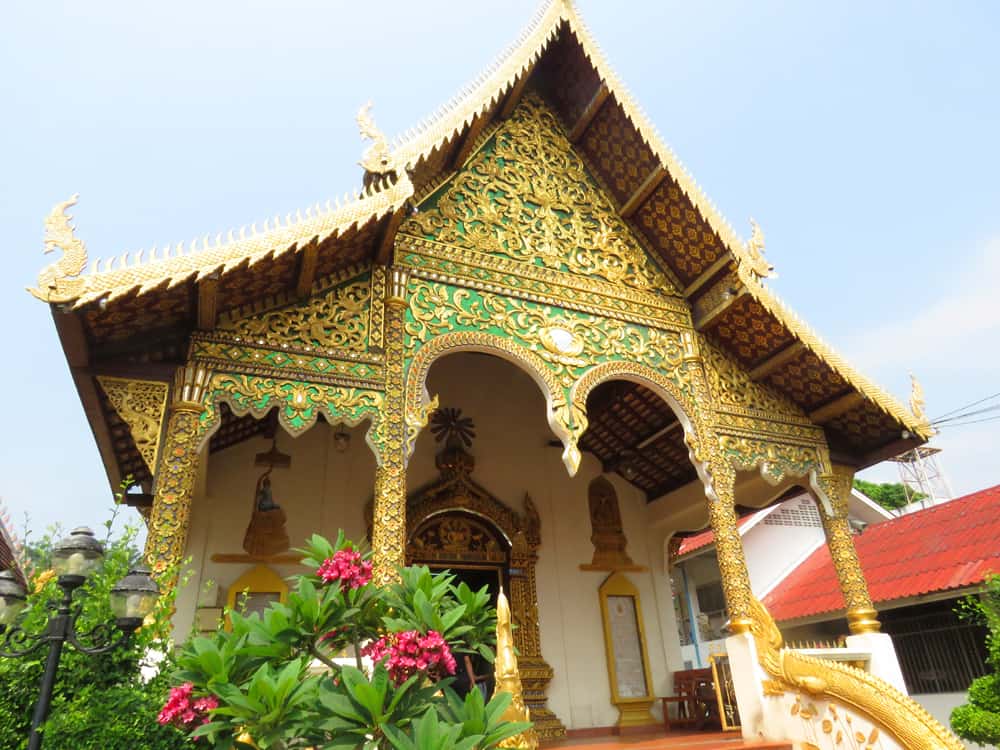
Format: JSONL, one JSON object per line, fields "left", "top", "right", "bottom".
{"left": 509, "top": 527, "right": 564, "bottom": 740}
{"left": 371, "top": 266, "right": 409, "bottom": 586}
{"left": 145, "top": 364, "right": 212, "bottom": 576}
{"left": 705, "top": 458, "right": 754, "bottom": 634}
{"left": 813, "top": 464, "right": 880, "bottom": 634}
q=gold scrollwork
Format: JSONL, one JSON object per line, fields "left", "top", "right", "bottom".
{"left": 400, "top": 93, "right": 673, "bottom": 293}
{"left": 719, "top": 436, "right": 821, "bottom": 484}
{"left": 701, "top": 338, "right": 808, "bottom": 423}
{"left": 97, "top": 376, "right": 169, "bottom": 474}
{"left": 221, "top": 276, "right": 372, "bottom": 352}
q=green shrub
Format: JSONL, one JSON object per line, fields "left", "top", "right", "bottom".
{"left": 951, "top": 573, "right": 1000, "bottom": 746}
{"left": 170, "top": 532, "right": 530, "bottom": 750}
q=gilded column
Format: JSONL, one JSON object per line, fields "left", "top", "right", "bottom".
{"left": 509, "top": 528, "right": 564, "bottom": 739}
{"left": 371, "top": 266, "right": 409, "bottom": 586}
{"left": 705, "top": 458, "right": 754, "bottom": 634}
{"left": 145, "top": 364, "right": 212, "bottom": 576}
{"left": 814, "top": 464, "right": 880, "bottom": 634}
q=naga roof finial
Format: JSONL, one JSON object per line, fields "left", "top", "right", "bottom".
{"left": 742, "top": 217, "right": 775, "bottom": 280}
{"left": 357, "top": 101, "right": 396, "bottom": 175}
{"left": 29, "top": 194, "right": 89, "bottom": 302}
{"left": 909, "top": 372, "right": 929, "bottom": 427}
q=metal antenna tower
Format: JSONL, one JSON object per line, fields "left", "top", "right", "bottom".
{"left": 887, "top": 445, "right": 954, "bottom": 510}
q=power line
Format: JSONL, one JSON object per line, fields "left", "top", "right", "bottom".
{"left": 932, "top": 403, "right": 1000, "bottom": 426}
{"left": 935, "top": 414, "right": 1000, "bottom": 429}
{"left": 931, "top": 391, "right": 1000, "bottom": 422}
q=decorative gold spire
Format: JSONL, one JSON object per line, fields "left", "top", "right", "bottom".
{"left": 741, "top": 217, "right": 775, "bottom": 280}
{"left": 357, "top": 101, "right": 396, "bottom": 174}
{"left": 493, "top": 588, "right": 538, "bottom": 750}
{"left": 909, "top": 372, "right": 930, "bottom": 428}
{"left": 29, "top": 194, "right": 89, "bottom": 302}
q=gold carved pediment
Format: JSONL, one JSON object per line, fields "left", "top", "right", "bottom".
{"left": 399, "top": 93, "right": 677, "bottom": 296}
{"left": 97, "top": 376, "right": 169, "bottom": 474}
{"left": 217, "top": 267, "right": 380, "bottom": 354}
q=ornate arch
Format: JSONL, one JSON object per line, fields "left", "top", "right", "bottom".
{"left": 569, "top": 359, "right": 708, "bottom": 477}
{"left": 192, "top": 373, "right": 386, "bottom": 462}
{"left": 403, "top": 331, "right": 580, "bottom": 472}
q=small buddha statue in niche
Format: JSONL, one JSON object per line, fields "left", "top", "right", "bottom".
{"left": 243, "top": 470, "right": 290, "bottom": 557}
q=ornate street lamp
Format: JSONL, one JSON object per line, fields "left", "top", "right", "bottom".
{"left": 0, "top": 527, "right": 159, "bottom": 750}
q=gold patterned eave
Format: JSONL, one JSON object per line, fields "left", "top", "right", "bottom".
{"left": 29, "top": 172, "right": 413, "bottom": 308}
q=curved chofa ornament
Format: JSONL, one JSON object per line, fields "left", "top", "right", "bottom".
{"left": 357, "top": 101, "right": 396, "bottom": 175}
{"left": 747, "top": 597, "right": 963, "bottom": 750}
{"left": 741, "top": 217, "right": 775, "bottom": 280}
{"left": 29, "top": 194, "right": 89, "bottom": 302}
{"left": 909, "top": 373, "right": 932, "bottom": 432}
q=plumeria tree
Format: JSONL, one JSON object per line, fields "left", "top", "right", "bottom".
{"left": 164, "top": 532, "right": 530, "bottom": 749}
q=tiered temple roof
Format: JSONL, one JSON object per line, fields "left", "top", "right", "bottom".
{"left": 30, "top": 0, "right": 928, "bottom": 495}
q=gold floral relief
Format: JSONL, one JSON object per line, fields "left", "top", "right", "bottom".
{"left": 701, "top": 337, "right": 807, "bottom": 422}
{"left": 399, "top": 93, "right": 675, "bottom": 294}
{"left": 97, "top": 376, "right": 169, "bottom": 473}
{"left": 220, "top": 275, "right": 371, "bottom": 352}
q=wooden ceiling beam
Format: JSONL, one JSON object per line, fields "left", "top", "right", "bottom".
{"left": 295, "top": 240, "right": 319, "bottom": 298}
{"left": 196, "top": 275, "right": 219, "bottom": 330}
{"left": 748, "top": 341, "right": 806, "bottom": 381}
{"left": 693, "top": 288, "right": 747, "bottom": 331}
{"left": 683, "top": 255, "right": 733, "bottom": 298}
{"left": 808, "top": 391, "right": 865, "bottom": 423}
{"left": 620, "top": 165, "right": 668, "bottom": 218}
{"left": 499, "top": 61, "right": 538, "bottom": 120}
{"left": 568, "top": 82, "right": 610, "bottom": 142}
{"left": 374, "top": 207, "right": 409, "bottom": 266}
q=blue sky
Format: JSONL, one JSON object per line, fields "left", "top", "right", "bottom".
{"left": 1, "top": 0, "right": 998, "bottom": 536}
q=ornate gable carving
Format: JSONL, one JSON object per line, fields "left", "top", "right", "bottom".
{"left": 701, "top": 338, "right": 807, "bottom": 422}
{"left": 218, "top": 269, "right": 377, "bottom": 353}
{"left": 399, "top": 93, "right": 676, "bottom": 295}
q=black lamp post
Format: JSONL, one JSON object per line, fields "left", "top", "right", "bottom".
{"left": 0, "top": 527, "right": 159, "bottom": 750}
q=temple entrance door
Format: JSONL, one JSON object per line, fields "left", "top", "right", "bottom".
{"left": 406, "top": 511, "right": 511, "bottom": 602}
{"left": 408, "top": 511, "right": 510, "bottom": 698}
{"left": 424, "top": 563, "right": 506, "bottom": 610}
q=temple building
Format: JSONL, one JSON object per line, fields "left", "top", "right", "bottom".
{"left": 28, "top": 1, "right": 965, "bottom": 747}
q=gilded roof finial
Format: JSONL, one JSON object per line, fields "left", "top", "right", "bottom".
{"left": 742, "top": 217, "right": 775, "bottom": 280}
{"left": 357, "top": 101, "right": 396, "bottom": 175}
{"left": 909, "top": 373, "right": 929, "bottom": 427}
{"left": 493, "top": 587, "right": 539, "bottom": 750}
{"left": 29, "top": 194, "right": 89, "bottom": 302}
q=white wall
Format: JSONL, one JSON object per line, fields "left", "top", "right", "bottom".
{"left": 175, "top": 352, "right": 702, "bottom": 731}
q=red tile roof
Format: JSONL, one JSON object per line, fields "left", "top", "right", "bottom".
{"left": 677, "top": 513, "right": 760, "bottom": 557}
{"left": 763, "top": 484, "right": 1000, "bottom": 622}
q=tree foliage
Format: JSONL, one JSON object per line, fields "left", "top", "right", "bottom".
{"left": 169, "top": 532, "right": 530, "bottom": 750}
{"left": 951, "top": 574, "right": 1000, "bottom": 746}
{"left": 0, "top": 505, "right": 187, "bottom": 749}
{"left": 852, "top": 479, "right": 925, "bottom": 511}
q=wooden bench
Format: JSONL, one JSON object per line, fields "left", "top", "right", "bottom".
{"left": 661, "top": 667, "right": 720, "bottom": 732}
